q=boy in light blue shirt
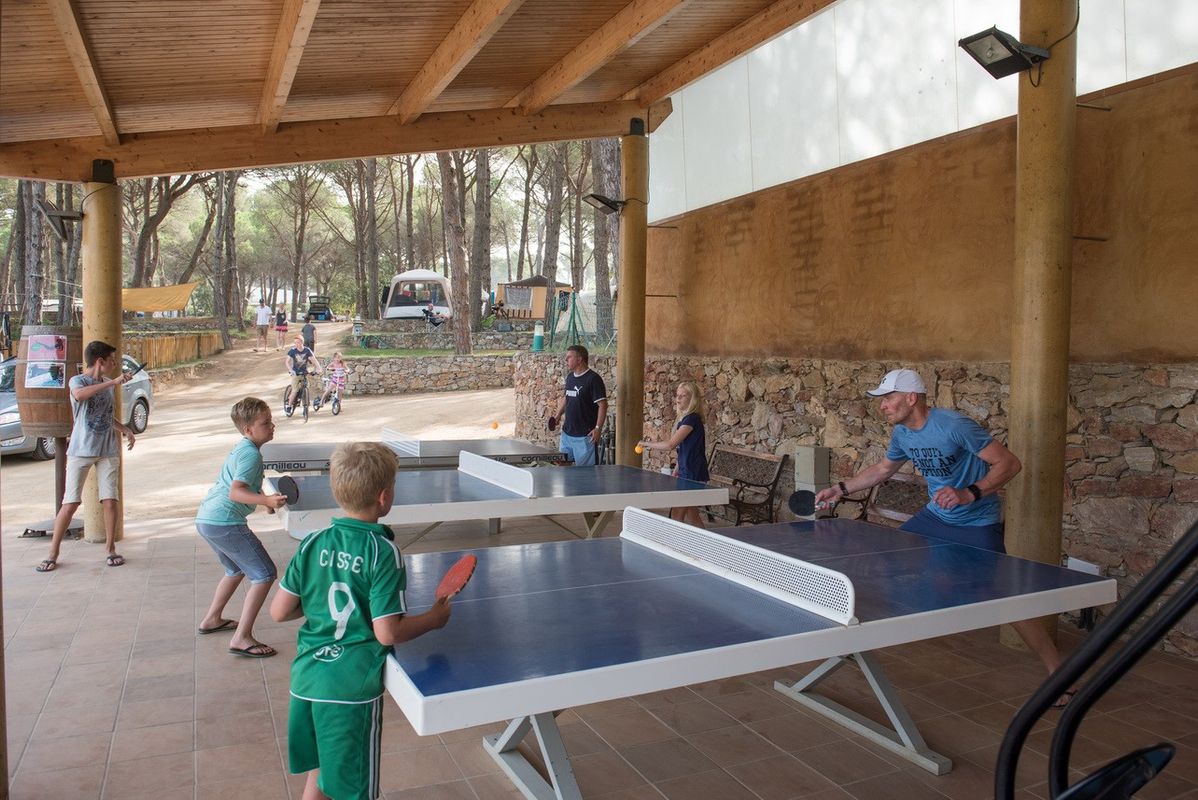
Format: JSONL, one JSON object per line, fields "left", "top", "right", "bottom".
{"left": 195, "top": 397, "right": 287, "bottom": 657}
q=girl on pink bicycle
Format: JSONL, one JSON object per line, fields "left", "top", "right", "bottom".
{"left": 314, "top": 352, "right": 348, "bottom": 415}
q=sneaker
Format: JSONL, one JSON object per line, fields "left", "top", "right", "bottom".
{"left": 283, "top": 405, "right": 291, "bottom": 414}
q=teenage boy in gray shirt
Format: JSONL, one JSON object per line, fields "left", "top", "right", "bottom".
{"left": 36, "top": 340, "right": 137, "bottom": 572}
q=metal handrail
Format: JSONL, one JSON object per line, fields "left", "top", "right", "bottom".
{"left": 995, "top": 519, "right": 1198, "bottom": 799}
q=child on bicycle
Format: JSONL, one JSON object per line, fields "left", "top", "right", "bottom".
{"left": 314, "top": 351, "right": 347, "bottom": 413}
{"left": 284, "top": 335, "right": 321, "bottom": 415}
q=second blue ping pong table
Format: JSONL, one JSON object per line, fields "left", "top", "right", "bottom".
{"left": 384, "top": 509, "right": 1116, "bottom": 799}
{"left": 268, "top": 452, "right": 729, "bottom": 540}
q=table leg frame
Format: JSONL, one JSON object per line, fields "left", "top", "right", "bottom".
{"left": 483, "top": 712, "right": 582, "bottom": 800}
{"left": 774, "top": 651, "right": 953, "bottom": 775}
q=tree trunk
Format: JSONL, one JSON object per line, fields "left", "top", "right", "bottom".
{"left": 365, "top": 158, "right": 380, "bottom": 320}
{"left": 540, "top": 142, "right": 567, "bottom": 319}
{"left": 404, "top": 155, "right": 416, "bottom": 270}
{"left": 54, "top": 183, "right": 69, "bottom": 323}
{"left": 470, "top": 148, "right": 492, "bottom": 326}
{"left": 437, "top": 153, "right": 472, "bottom": 355}
{"left": 212, "top": 173, "right": 231, "bottom": 347}
{"left": 591, "top": 137, "right": 620, "bottom": 339}
{"left": 23, "top": 182, "right": 46, "bottom": 325}
{"left": 13, "top": 181, "right": 27, "bottom": 317}
{"left": 223, "top": 171, "right": 243, "bottom": 333}
{"left": 516, "top": 145, "right": 537, "bottom": 281}
{"left": 178, "top": 189, "right": 217, "bottom": 284}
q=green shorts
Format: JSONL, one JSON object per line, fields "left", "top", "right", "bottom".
{"left": 288, "top": 694, "right": 383, "bottom": 800}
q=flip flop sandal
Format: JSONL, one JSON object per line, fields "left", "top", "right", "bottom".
{"left": 229, "top": 644, "right": 277, "bottom": 659}
{"left": 197, "top": 619, "right": 237, "bottom": 635}
{"left": 1051, "top": 689, "right": 1077, "bottom": 710}
{"left": 35, "top": 559, "right": 57, "bottom": 572}
{"left": 106, "top": 554, "right": 126, "bottom": 567}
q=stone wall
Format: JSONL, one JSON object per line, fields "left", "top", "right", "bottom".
{"left": 343, "top": 354, "right": 513, "bottom": 395}
{"left": 512, "top": 353, "right": 1198, "bottom": 656}
{"left": 346, "top": 329, "right": 529, "bottom": 351}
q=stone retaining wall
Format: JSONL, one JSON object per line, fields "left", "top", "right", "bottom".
{"left": 343, "top": 354, "right": 513, "bottom": 395}
{"left": 512, "top": 353, "right": 1198, "bottom": 656}
{"left": 346, "top": 329, "right": 529, "bottom": 351}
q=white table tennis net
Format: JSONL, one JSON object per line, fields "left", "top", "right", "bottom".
{"left": 620, "top": 507, "right": 856, "bottom": 626}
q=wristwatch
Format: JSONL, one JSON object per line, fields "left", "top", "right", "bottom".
{"left": 966, "top": 484, "right": 982, "bottom": 501}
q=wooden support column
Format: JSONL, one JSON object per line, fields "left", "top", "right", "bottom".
{"left": 1004, "top": 1, "right": 1078, "bottom": 643}
{"left": 616, "top": 120, "right": 648, "bottom": 465}
{"left": 80, "top": 160, "right": 124, "bottom": 544}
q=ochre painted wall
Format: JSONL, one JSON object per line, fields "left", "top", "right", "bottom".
{"left": 646, "top": 67, "right": 1198, "bottom": 364}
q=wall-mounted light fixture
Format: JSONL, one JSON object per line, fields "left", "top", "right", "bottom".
{"left": 958, "top": 26, "right": 1050, "bottom": 80}
{"left": 582, "top": 193, "right": 626, "bottom": 215}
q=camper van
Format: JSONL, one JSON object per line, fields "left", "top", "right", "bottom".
{"left": 381, "top": 268, "right": 453, "bottom": 320}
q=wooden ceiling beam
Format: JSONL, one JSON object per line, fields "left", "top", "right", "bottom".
{"left": 510, "top": 0, "right": 686, "bottom": 115}
{"left": 0, "top": 101, "right": 668, "bottom": 182}
{"left": 624, "top": 0, "right": 838, "bottom": 104}
{"left": 44, "top": 0, "right": 120, "bottom": 146}
{"left": 389, "top": 0, "right": 527, "bottom": 124}
{"left": 258, "top": 0, "right": 323, "bottom": 135}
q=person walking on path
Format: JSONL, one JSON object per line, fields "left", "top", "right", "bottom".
{"left": 255, "top": 299, "right": 272, "bottom": 351}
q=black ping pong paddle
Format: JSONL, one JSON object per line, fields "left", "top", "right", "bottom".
{"left": 788, "top": 490, "right": 816, "bottom": 516}
{"left": 547, "top": 415, "right": 557, "bottom": 432}
{"left": 278, "top": 475, "right": 300, "bottom": 505}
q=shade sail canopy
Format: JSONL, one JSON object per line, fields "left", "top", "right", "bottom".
{"left": 121, "top": 282, "right": 200, "bottom": 313}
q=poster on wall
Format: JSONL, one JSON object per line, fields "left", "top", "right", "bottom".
{"left": 27, "top": 334, "right": 67, "bottom": 360}
{"left": 25, "top": 361, "right": 66, "bottom": 389}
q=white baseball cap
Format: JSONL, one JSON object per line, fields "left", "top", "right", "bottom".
{"left": 866, "top": 369, "right": 926, "bottom": 396}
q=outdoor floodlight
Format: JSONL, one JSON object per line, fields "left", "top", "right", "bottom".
{"left": 582, "top": 193, "right": 626, "bottom": 215}
{"left": 959, "top": 26, "right": 1050, "bottom": 79}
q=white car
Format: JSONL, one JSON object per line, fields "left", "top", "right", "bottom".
{"left": 0, "top": 355, "right": 152, "bottom": 460}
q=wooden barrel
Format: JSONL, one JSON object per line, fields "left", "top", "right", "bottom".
{"left": 14, "top": 325, "right": 83, "bottom": 438}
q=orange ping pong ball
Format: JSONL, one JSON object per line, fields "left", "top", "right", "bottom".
{"left": 634, "top": 444, "right": 644, "bottom": 454}
{"left": 491, "top": 421, "right": 499, "bottom": 429}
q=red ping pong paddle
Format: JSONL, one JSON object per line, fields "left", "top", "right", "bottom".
{"left": 278, "top": 475, "right": 300, "bottom": 505}
{"left": 547, "top": 415, "right": 557, "bottom": 432}
{"left": 436, "top": 554, "right": 477, "bottom": 601}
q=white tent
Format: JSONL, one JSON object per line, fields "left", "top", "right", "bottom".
{"left": 381, "top": 269, "right": 452, "bottom": 320}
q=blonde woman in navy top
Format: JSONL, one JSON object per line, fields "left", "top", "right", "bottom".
{"left": 638, "top": 381, "right": 709, "bottom": 528}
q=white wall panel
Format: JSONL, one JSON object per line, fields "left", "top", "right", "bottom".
{"left": 648, "top": 92, "right": 687, "bottom": 222}
{"left": 647, "top": 0, "right": 1197, "bottom": 219}
{"left": 835, "top": 0, "right": 957, "bottom": 163}
{"left": 1077, "top": 0, "right": 1127, "bottom": 95}
{"left": 681, "top": 59, "right": 753, "bottom": 211}
{"left": 1127, "top": 0, "right": 1198, "bottom": 79}
{"left": 747, "top": 12, "right": 840, "bottom": 192}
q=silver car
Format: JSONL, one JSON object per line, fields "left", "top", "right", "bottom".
{"left": 0, "top": 355, "right": 153, "bottom": 460}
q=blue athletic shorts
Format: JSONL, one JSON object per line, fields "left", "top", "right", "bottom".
{"left": 899, "top": 507, "right": 1006, "bottom": 553}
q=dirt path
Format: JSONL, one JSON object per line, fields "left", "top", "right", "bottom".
{"left": 0, "top": 322, "right": 516, "bottom": 527}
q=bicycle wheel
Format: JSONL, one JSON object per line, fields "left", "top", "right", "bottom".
{"left": 283, "top": 386, "right": 294, "bottom": 417}
{"left": 300, "top": 383, "right": 309, "bottom": 422}
{"left": 331, "top": 394, "right": 341, "bottom": 415}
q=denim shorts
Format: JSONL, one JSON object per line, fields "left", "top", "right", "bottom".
{"left": 559, "top": 432, "right": 597, "bottom": 466}
{"left": 195, "top": 522, "right": 277, "bottom": 583}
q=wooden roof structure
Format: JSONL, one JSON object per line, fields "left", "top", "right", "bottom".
{"left": 0, "top": 0, "right": 835, "bottom": 182}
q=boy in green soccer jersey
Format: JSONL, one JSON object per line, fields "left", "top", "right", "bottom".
{"left": 271, "top": 442, "right": 452, "bottom": 800}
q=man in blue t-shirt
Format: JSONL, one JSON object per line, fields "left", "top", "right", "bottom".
{"left": 815, "top": 368, "right": 1074, "bottom": 706}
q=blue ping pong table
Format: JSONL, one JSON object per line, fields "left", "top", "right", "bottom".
{"left": 268, "top": 452, "right": 728, "bottom": 540}
{"left": 260, "top": 435, "right": 569, "bottom": 472}
{"left": 385, "top": 509, "right": 1116, "bottom": 799}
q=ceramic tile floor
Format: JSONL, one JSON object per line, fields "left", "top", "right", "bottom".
{"left": 4, "top": 514, "right": 1197, "bottom": 799}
